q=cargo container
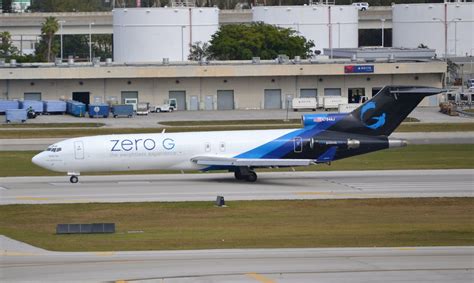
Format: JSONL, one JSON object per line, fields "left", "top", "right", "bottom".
{"left": 21, "top": 100, "right": 44, "bottom": 113}
{"left": 5, "top": 109, "right": 27, "bottom": 123}
{"left": 0, "top": 100, "right": 20, "bottom": 113}
{"left": 67, "top": 100, "right": 87, "bottom": 117}
{"left": 89, "top": 103, "right": 110, "bottom": 118}
{"left": 292, "top": 98, "right": 317, "bottom": 111}
{"left": 112, "top": 104, "right": 134, "bottom": 118}
{"left": 43, "top": 100, "right": 67, "bottom": 114}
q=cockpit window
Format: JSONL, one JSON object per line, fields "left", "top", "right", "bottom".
{"left": 57, "top": 148, "right": 62, "bottom": 152}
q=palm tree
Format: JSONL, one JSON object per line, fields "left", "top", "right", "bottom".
{"left": 41, "top": 17, "right": 59, "bottom": 62}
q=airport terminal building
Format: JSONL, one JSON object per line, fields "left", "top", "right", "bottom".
{"left": 0, "top": 58, "right": 446, "bottom": 110}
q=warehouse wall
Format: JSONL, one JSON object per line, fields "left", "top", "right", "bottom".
{"left": 2, "top": 72, "right": 442, "bottom": 108}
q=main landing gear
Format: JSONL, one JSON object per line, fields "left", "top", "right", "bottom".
{"left": 234, "top": 167, "right": 258, "bottom": 182}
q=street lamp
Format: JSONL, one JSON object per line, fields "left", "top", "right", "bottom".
{"left": 58, "top": 20, "right": 66, "bottom": 62}
{"left": 380, "top": 19, "right": 385, "bottom": 47}
{"left": 433, "top": 17, "right": 447, "bottom": 59}
{"left": 452, "top": 18, "right": 462, "bottom": 56}
{"left": 89, "top": 22, "right": 95, "bottom": 62}
{"left": 181, "top": 25, "right": 185, "bottom": 61}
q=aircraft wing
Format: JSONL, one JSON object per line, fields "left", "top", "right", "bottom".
{"left": 191, "top": 156, "right": 314, "bottom": 167}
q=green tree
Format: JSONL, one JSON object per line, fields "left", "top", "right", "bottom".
{"left": 29, "top": 0, "right": 108, "bottom": 12}
{"left": 0, "top": 31, "right": 18, "bottom": 58}
{"left": 37, "top": 16, "right": 59, "bottom": 62}
{"left": 2, "top": 0, "right": 13, "bottom": 13}
{"left": 188, "top": 41, "right": 211, "bottom": 61}
{"left": 207, "top": 23, "right": 314, "bottom": 60}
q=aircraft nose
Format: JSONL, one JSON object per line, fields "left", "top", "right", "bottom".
{"left": 32, "top": 152, "right": 47, "bottom": 168}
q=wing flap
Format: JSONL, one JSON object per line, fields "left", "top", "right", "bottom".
{"left": 191, "top": 156, "right": 313, "bottom": 167}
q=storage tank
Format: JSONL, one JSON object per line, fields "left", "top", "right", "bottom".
{"left": 113, "top": 7, "right": 219, "bottom": 63}
{"left": 393, "top": 2, "right": 473, "bottom": 57}
{"left": 252, "top": 5, "right": 358, "bottom": 55}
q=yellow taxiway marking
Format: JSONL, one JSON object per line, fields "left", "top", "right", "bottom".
{"left": 95, "top": 251, "right": 116, "bottom": 256}
{"left": 115, "top": 280, "right": 128, "bottom": 283}
{"left": 295, "top": 192, "right": 375, "bottom": 197}
{"left": 15, "top": 196, "right": 51, "bottom": 201}
{"left": 397, "top": 247, "right": 417, "bottom": 251}
{"left": 246, "top": 272, "right": 276, "bottom": 283}
{"left": 0, "top": 251, "right": 38, "bottom": 256}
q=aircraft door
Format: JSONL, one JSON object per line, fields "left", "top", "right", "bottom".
{"left": 74, "top": 141, "right": 85, "bottom": 159}
{"left": 294, "top": 137, "right": 303, "bottom": 153}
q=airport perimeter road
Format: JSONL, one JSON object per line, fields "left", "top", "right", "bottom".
{"left": 1, "top": 169, "right": 472, "bottom": 204}
{"left": 1, "top": 235, "right": 472, "bottom": 282}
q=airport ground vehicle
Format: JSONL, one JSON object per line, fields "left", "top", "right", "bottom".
{"left": 352, "top": 2, "right": 369, "bottom": 11}
{"left": 32, "top": 86, "right": 443, "bottom": 184}
{"left": 136, "top": 102, "right": 150, "bottom": 115}
{"left": 154, "top": 98, "right": 177, "bottom": 113}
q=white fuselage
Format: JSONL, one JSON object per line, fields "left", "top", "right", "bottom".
{"left": 32, "top": 129, "right": 294, "bottom": 174}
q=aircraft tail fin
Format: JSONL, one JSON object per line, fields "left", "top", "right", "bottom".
{"left": 328, "top": 86, "right": 444, "bottom": 136}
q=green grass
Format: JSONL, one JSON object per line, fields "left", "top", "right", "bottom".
{"left": 1, "top": 144, "right": 472, "bottom": 177}
{"left": 0, "top": 123, "right": 472, "bottom": 139}
{"left": 0, "top": 198, "right": 472, "bottom": 251}
{"left": 0, "top": 123, "right": 105, "bottom": 128}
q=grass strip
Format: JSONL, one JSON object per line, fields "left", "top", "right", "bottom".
{"left": 1, "top": 144, "right": 472, "bottom": 177}
{"left": 0, "top": 198, "right": 472, "bottom": 251}
{"left": 0, "top": 123, "right": 105, "bottom": 128}
{"left": 0, "top": 123, "right": 472, "bottom": 139}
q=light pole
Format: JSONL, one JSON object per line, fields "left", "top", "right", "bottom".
{"left": 452, "top": 18, "right": 461, "bottom": 57}
{"left": 433, "top": 17, "right": 462, "bottom": 58}
{"left": 181, "top": 25, "right": 185, "bottom": 61}
{"left": 89, "top": 22, "right": 95, "bottom": 62}
{"left": 337, "top": 22, "right": 341, "bottom": 48}
{"left": 58, "top": 20, "right": 65, "bottom": 62}
{"left": 380, "top": 18, "right": 385, "bottom": 47}
{"left": 433, "top": 17, "right": 447, "bottom": 59}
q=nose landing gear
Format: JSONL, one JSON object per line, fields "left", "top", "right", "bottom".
{"left": 69, "top": 175, "right": 79, "bottom": 183}
{"left": 68, "top": 172, "right": 80, "bottom": 183}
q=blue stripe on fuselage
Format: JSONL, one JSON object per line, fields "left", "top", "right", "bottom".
{"left": 235, "top": 115, "right": 344, "bottom": 159}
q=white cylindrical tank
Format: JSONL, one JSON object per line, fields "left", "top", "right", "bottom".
{"left": 252, "top": 5, "right": 358, "bottom": 55}
{"left": 393, "top": 2, "right": 473, "bottom": 57}
{"left": 113, "top": 7, "right": 219, "bottom": 63}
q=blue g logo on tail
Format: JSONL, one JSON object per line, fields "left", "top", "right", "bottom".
{"left": 360, "top": 102, "right": 386, "bottom": 130}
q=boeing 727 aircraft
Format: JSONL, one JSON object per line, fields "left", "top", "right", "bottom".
{"left": 32, "top": 86, "right": 443, "bottom": 183}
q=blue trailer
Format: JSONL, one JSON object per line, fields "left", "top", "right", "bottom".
{"left": 5, "top": 109, "right": 27, "bottom": 123}
{"left": 43, "top": 100, "right": 67, "bottom": 114}
{"left": 0, "top": 100, "right": 20, "bottom": 114}
{"left": 88, "top": 103, "right": 110, "bottom": 118}
{"left": 67, "top": 100, "right": 87, "bottom": 117}
{"left": 21, "top": 100, "right": 44, "bottom": 114}
{"left": 112, "top": 104, "right": 134, "bottom": 118}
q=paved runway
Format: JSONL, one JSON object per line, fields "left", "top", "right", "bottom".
{"left": 1, "top": 169, "right": 472, "bottom": 204}
{"left": 1, "top": 235, "right": 472, "bottom": 282}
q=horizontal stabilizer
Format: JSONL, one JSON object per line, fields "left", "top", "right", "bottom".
{"left": 191, "top": 156, "right": 313, "bottom": 167}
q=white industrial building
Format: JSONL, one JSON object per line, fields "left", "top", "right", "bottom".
{"left": 113, "top": 7, "right": 219, "bottom": 63}
{"left": 252, "top": 5, "right": 358, "bottom": 53}
{"left": 392, "top": 2, "right": 473, "bottom": 57}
